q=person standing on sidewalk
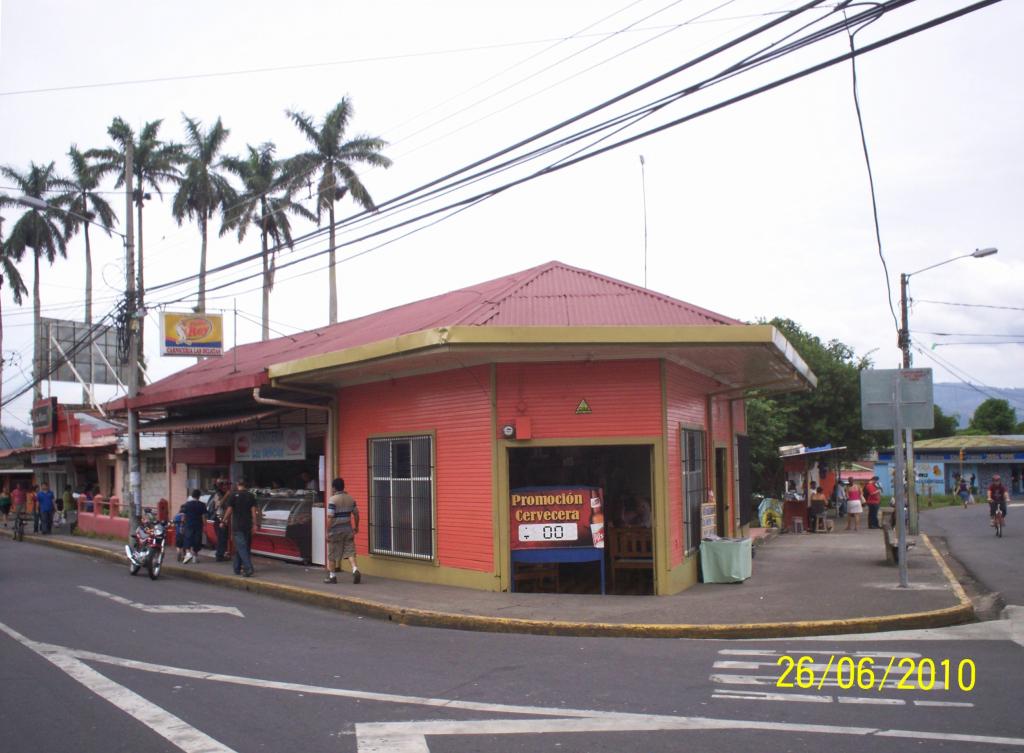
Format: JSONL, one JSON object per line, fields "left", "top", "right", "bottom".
{"left": 28, "top": 485, "right": 40, "bottom": 532}
{"left": 844, "top": 482, "right": 863, "bottom": 531}
{"left": 211, "top": 481, "right": 231, "bottom": 561}
{"left": 864, "top": 476, "right": 882, "bottom": 529}
{"left": 182, "top": 489, "right": 207, "bottom": 563}
{"left": 0, "top": 486, "right": 11, "bottom": 527}
{"left": 37, "top": 483, "right": 57, "bottom": 534}
{"left": 324, "top": 478, "right": 361, "bottom": 584}
{"left": 222, "top": 480, "right": 258, "bottom": 577}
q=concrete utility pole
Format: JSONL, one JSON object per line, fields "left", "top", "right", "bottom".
{"left": 898, "top": 273, "right": 918, "bottom": 535}
{"left": 125, "top": 141, "right": 142, "bottom": 534}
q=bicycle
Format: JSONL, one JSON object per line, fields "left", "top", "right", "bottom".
{"left": 993, "top": 507, "right": 1005, "bottom": 538}
{"left": 12, "top": 512, "right": 25, "bottom": 542}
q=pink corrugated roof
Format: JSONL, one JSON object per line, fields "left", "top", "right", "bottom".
{"left": 123, "top": 260, "right": 739, "bottom": 410}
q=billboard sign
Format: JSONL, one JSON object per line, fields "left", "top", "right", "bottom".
{"left": 234, "top": 428, "right": 306, "bottom": 462}
{"left": 35, "top": 318, "right": 127, "bottom": 386}
{"left": 160, "top": 312, "right": 224, "bottom": 357}
{"left": 510, "top": 486, "right": 605, "bottom": 550}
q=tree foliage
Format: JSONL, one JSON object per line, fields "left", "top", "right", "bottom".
{"left": 966, "top": 398, "right": 1017, "bottom": 435}
{"left": 172, "top": 115, "right": 235, "bottom": 313}
{"left": 222, "top": 143, "right": 314, "bottom": 341}
{"left": 747, "top": 318, "right": 876, "bottom": 493}
{"left": 285, "top": 97, "right": 391, "bottom": 324}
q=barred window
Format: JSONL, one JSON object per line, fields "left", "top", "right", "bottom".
{"left": 369, "top": 435, "right": 434, "bottom": 560}
{"left": 683, "top": 428, "right": 707, "bottom": 553}
{"left": 145, "top": 456, "right": 166, "bottom": 475}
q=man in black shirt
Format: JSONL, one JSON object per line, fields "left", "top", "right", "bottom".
{"left": 221, "top": 479, "right": 258, "bottom": 577}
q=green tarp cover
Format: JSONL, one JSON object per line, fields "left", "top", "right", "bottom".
{"left": 700, "top": 537, "right": 752, "bottom": 583}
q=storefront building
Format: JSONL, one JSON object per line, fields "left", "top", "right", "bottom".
{"left": 113, "top": 262, "right": 815, "bottom": 594}
{"left": 29, "top": 398, "right": 119, "bottom": 497}
{"left": 877, "top": 435, "right": 1024, "bottom": 496}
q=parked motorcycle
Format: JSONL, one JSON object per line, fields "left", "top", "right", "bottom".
{"left": 125, "top": 519, "right": 167, "bottom": 580}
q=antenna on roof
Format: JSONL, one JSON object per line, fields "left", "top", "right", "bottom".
{"left": 639, "top": 155, "right": 648, "bottom": 289}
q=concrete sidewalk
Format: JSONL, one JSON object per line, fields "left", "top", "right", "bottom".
{"left": 2, "top": 524, "right": 973, "bottom": 638}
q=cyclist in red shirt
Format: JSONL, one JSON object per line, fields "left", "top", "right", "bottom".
{"left": 987, "top": 475, "right": 1010, "bottom": 526}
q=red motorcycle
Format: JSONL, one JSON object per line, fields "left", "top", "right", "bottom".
{"left": 125, "top": 518, "right": 167, "bottom": 580}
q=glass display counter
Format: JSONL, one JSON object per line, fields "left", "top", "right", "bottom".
{"left": 252, "top": 488, "right": 316, "bottom": 563}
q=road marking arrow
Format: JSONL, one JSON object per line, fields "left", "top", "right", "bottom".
{"left": 79, "top": 586, "right": 243, "bottom": 617}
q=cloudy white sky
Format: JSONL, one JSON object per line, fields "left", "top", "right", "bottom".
{"left": 1, "top": 0, "right": 1021, "bottom": 431}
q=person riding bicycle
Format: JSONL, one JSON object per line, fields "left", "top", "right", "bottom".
{"left": 987, "top": 474, "right": 1010, "bottom": 526}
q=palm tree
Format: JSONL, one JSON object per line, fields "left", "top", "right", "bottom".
{"left": 0, "top": 163, "right": 71, "bottom": 401}
{"left": 90, "top": 118, "right": 184, "bottom": 347}
{"left": 57, "top": 145, "right": 119, "bottom": 396}
{"left": 0, "top": 211, "right": 29, "bottom": 410}
{"left": 172, "top": 115, "right": 235, "bottom": 314}
{"left": 222, "top": 143, "right": 314, "bottom": 341}
{"left": 285, "top": 98, "right": 391, "bottom": 324}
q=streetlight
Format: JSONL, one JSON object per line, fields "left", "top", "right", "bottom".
{"left": 899, "top": 248, "right": 997, "bottom": 367}
{"left": 898, "top": 247, "right": 997, "bottom": 534}
{"left": 17, "top": 195, "right": 129, "bottom": 241}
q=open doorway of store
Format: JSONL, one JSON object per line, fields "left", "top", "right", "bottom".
{"left": 508, "top": 444, "right": 653, "bottom": 595}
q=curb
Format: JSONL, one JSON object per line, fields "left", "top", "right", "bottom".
{"left": 5, "top": 530, "right": 975, "bottom": 639}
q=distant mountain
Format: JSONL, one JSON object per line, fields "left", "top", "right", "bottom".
{"left": 933, "top": 383, "right": 1024, "bottom": 428}
{"left": 0, "top": 426, "right": 32, "bottom": 449}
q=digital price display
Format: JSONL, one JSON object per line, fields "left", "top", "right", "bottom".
{"left": 517, "top": 523, "right": 579, "bottom": 543}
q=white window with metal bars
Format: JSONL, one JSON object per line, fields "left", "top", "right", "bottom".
{"left": 683, "top": 428, "right": 708, "bottom": 553}
{"left": 368, "top": 435, "right": 434, "bottom": 560}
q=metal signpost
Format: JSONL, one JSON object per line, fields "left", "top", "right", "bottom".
{"left": 861, "top": 369, "right": 934, "bottom": 588}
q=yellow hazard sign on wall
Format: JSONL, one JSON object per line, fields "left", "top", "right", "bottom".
{"left": 575, "top": 399, "right": 592, "bottom": 415}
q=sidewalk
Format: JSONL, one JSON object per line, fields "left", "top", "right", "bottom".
{"left": 3, "top": 524, "right": 973, "bottom": 638}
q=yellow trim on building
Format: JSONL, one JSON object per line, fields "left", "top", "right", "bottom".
{"left": 269, "top": 324, "right": 815, "bottom": 388}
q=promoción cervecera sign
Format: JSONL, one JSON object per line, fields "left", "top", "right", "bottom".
{"left": 510, "top": 486, "right": 605, "bottom": 550}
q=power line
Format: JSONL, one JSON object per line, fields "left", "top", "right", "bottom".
{"left": 144, "top": 0, "right": 843, "bottom": 302}
{"left": 912, "top": 344, "right": 1024, "bottom": 411}
{"left": 915, "top": 299, "right": 1024, "bottom": 312}
{"left": 145, "top": 0, "right": 999, "bottom": 315}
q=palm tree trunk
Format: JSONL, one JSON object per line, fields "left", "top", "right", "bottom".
{"left": 328, "top": 202, "right": 337, "bottom": 324}
{"left": 198, "top": 214, "right": 208, "bottom": 314}
{"left": 83, "top": 221, "right": 94, "bottom": 404}
{"left": 261, "top": 231, "right": 270, "bottom": 342}
{"left": 33, "top": 252, "right": 41, "bottom": 402}
{"left": 135, "top": 200, "right": 145, "bottom": 366}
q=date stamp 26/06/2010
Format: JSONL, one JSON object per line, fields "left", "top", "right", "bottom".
{"left": 776, "top": 655, "right": 976, "bottom": 692}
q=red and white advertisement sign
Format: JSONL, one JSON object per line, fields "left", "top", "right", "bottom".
{"left": 234, "top": 428, "right": 306, "bottom": 461}
{"left": 510, "top": 486, "right": 604, "bottom": 550}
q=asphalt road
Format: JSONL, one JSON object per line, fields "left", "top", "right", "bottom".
{"left": 2, "top": 541, "right": 1022, "bottom": 753}
{"left": 921, "top": 501, "right": 1024, "bottom": 606}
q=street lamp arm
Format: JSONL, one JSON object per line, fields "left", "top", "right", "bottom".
{"left": 906, "top": 248, "right": 998, "bottom": 278}
{"left": 17, "top": 194, "right": 128, "bottom": 241}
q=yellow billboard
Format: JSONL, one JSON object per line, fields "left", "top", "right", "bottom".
{"left": 160, "top": 312, "right": 224, "bottom": 357}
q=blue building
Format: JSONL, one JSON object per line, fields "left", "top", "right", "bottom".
{"left": 876, "top": 436, "right": 1024, "bottom": 497}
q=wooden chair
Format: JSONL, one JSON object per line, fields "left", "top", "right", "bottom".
{"left": 609, "top": 527, "right": 653, "bottom": 593}
{"left": 512, "top": 562, "right": 559, "bottom": 593}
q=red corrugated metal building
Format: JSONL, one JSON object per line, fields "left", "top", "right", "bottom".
{"left": 112, "top": 261, "right": 815, "bottom": 594}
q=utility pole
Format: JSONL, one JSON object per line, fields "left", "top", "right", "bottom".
{"left": 125, "top": 141, "right": 142, "bottom": 534}
{"left": 898, "top": 272, "right": 918, "bottom": 534}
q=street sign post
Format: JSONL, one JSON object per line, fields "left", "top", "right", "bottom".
{"left": 860, "top": 369, "right": 935, "bottom": 588}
